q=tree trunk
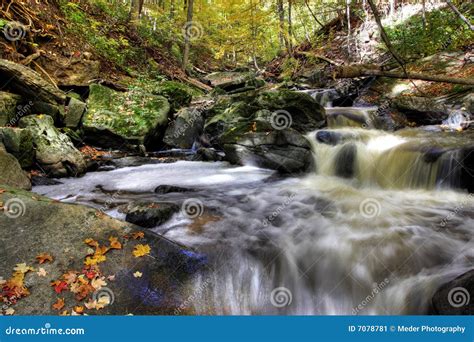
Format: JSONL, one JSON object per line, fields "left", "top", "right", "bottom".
{"left": 130, "top": 0, "right": 141, "bottom": 25}
{"left": 366, "top": 0, "right": 405, "bottom": 70}
{"left": 446, "top": 0, "right": 474, "bottom": 31}
{"left": 303, "top": 0, "right": 323, "bottom": 27}
{"left": 182, "top": 0, "right": 194, "bottom": 71}
{"left": 334, "top": 65, "right": 474, "bottom": 86}
{"left": 287, "top": 0, "right": 293, "bottom": 55}
{"left": 277, "top": 0, "right": 288, "bottom": 51}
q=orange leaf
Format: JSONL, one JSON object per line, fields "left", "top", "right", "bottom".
{"left": 36, "top": 253, "right": 54, "bottom": 264}
{"left": 131, "top": 232, "right": 145, "bottom": 240}
{"left": 109, "top": 236, "right": 122, "bottom": 250}
{"left": 52, "top": 298, "right": 65, "bottom": 310}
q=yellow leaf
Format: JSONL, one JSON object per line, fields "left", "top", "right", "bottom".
{"left": 13, "top": 263, "right": 34, "bottom": 274}
{"left": 133, "top": 244, "right": 151, "bottom": 258}
{"left": 133, "top": 271, "right": 143, "bottom": 278}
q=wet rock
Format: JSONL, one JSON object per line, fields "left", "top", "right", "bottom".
{"left": 154, "top": 185, "right": 196, "bottom": 194}
{"left": 29, "top": 101, "right": 64, "bottom": 124}
{"left": 316, "top": 130, "right": 342, "bottom": 145}
{"left": 334, "top": 143, "right": 357, "bottom": 178}
{"left": 0, "top": 127, "right": 35, "bottom": 168}
{"left": 19, "top": 115, "right": 86, "bottom": 177}
{"left": 193, "top": 147, "right": 222, "bottom": 162}
{"left": 254, "top": 89, "right": 326, "bottom": 132}
{"left": 460, "top": 146, "right": 474, "bottom": 193}
{"left": 430, "top": 270, "right": 474, "bottom": 315}
{"left": 31, "top": 176, "right": 63, "bottom": 186}
{"left": 84, "top": 84, "right": 170, "bottom": 149}
{"left": 125, "top": 201, "right": 180, "bottom": 228}
{"left": 163, "top": 107, "right": 204, "bottom": 149}
{"left": 0, "top": 187, "right": 199, "bottom": 315}
{"left": 223, "top": 129, "right": 314, "bottom": 174}
{"left": 0, "top": 92, "right": 22, "bottom": 126}
{"left": 0, "top": 145, "right": 31, "bottom": 190}
{"left": 392, "top": 96, "right": 449, "bottom": 125}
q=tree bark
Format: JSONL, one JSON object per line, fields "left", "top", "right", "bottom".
{"left": 366, "top": 0, "right": 405, "bottom": 70}
{"left": 334, "top": 65, "right": 474, "bottom": 86}
{"left": 446, "top": 0, "right": 474, "bottom": 31}
{"left": 287, "top": 0, "right": 294, "bottom": 55}
{"left": 303, "top": 0, "right": 323, "bottom": 27}
{"left": 277, "top": 0, "right": 288, "bottom": 51}
{"left": 130, "top": 0, "right": 141, "bottom": 25}
{"left": 182, "top": 0, "right": 194, "bottom": 71}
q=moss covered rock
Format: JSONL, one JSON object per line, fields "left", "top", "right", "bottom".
{"left": 84, "top": 84, "right": 171, "bottom": 148}
{"left": 19, "top": 115, "right": 86, "bottom": 177}
{"left": 151, "top": 81, "right": 199, "bottom": 112}
{"left": 0, "top": 127, "right": 35, "bottom": 168}
{"left": 0, "top": 145, "right": 31, "bottom": 190}
{"left": 0, "top": 92, "right": 22, "bottom": 126}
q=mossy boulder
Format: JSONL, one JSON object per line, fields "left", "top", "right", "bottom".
{"left": 151, "top": 81, "right": 199, "bottom": 112}
{"left": 0, "top": 127, "right": 34, "bottom": 168}
{"left": 0, "top": 92, "right": 22, "bottom": 126}
{"left": 0, "top": 145, "right": 31, "bottom": 190}
{"left": 254, "top": 90, "right": 326, "bottom": 132}
{"left": 19, "top": 115, "right": 86, "bottom": 177}
{"left": 204, "top": 71, "right": 264, "bottom": 93}
{"left": 84, "top": 84, "right": 171, "bottom": 149}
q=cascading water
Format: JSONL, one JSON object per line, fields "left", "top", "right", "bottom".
{"left": 33, "top": 106, "right": 474, "bottom": 315}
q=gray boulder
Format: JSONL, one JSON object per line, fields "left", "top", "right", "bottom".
{"left": 0, "top": 127, "right": 35, "bottom": 168}
{"left": 223, "top": 129, "right": 315, "bottom": 174}
{"left": 430, "top": 270, "right": 473, "bottom": 315}
{"left": 0, "top": 145, "right": 31, "bottom": 190}
{"left": 64, "top": 97, "right": 87, "bottom": 128}
{"left": 19, "top": 115, "right": 86, "bottom": 177}
{"left": 163, "top": 107, "right": 204, "bottom": 149}
{"left": 125, "top": 201, "right": 180, "bottom": 228}
{"left": 0, "top": 187, "right": 203, "bottom": 315}
{"left": 392, "top": 96, "right": 449, "bottom": 125}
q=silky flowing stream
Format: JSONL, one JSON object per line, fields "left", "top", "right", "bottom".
{"left": 34, "top": 108, "right": 474, "bottom": 315}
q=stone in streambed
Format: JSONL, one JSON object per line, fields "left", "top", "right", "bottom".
{"left": 223, "top": 129, "right": 315, "bottom": 174}
{"left": 316, "top": 130, "right": 342, "bottom": 145}
{"left": 0, "top": 187, "right": 200, "bottom": 315}
{"left": 154, "top": 185, "right": 196, "bottom": 194}
{"left": 19, "top": 115, "right": 86, "bottom": 177}
{"left": 125, "top": 201, "right": 180, "bottom": 228}
{"left": 430, "top": 270, "right": 474, "bottom": 315}
{"left": 151, "top": 81, "right": 198, "bottom": 112}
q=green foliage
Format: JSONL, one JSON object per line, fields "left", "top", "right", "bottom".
{"left": 386, "top": 7, "right": 474, "bottom": 59}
